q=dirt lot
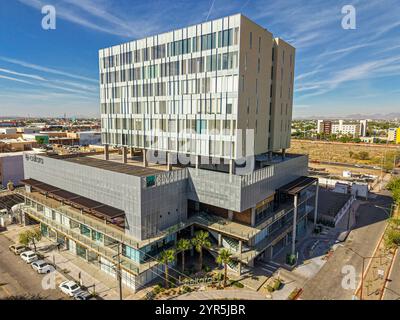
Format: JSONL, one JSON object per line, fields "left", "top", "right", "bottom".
{"left": 309, "top": 163, "right": 380, "bottom": 178}
{"left": 289, "top": 140, "right": 400, "bottom": 167}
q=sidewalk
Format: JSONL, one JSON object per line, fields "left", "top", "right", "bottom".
{"left": 355, "top": 207, "right": 399, "bottom": 300}
{"left": 173, "top": 289, "right": 267, "bottom": 300}
{"left": 2, "top": 224, "right": 147, "bottom": 300}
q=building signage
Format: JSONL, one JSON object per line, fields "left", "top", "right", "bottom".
{"left": 25, "top": 154, "right": 44, "bottom": 164}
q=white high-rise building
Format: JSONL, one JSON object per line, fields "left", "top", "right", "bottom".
{"left": 99, "top": 14, "right": 295, "bottom": 171}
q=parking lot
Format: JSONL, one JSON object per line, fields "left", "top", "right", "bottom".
{"left": 0, "top": 234, "right": 66, "bottom": 299}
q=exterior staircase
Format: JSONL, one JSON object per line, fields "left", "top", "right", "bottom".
{"left": 257, "top": 260, "right": 281, "bottom": 276}
{"left": 223, "top": 236, "right": 239, "bottom": 252}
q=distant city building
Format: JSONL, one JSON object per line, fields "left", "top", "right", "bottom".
{"left": 0, "top": 128, "right": 17, "bottom": 135}
{"left": 317, "top": 120, "right": 332, "bottom": 135}
{"left": 388, "top": 128, "right": 400, "bottom": 143}
{"left": 75, "top": 131, "right": 102, "bottom": 146}
{"left": 317, "top": 119, "right": 368, "bottom": 137}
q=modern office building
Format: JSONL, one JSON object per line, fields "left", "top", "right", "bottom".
{"left": 18, "top": 14, "right": 319, "bottom": 292}
{"left": 99, "top": 14, "right": 294, "bottom": 170}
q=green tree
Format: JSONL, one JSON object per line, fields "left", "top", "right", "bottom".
{"left": 176, "top": 238, "right": 192, "bottom": 272}
{"left": 191, "top": 230, "right": 211, "bottom": 271}
{"left": 216, "top": 249, "right": 232, "bottom": 287}
{"left": 387, "top": 177, "right": 400, "bottom": 192}
{"left": 387, "top": 177, "right": 400, "bottom": 205}
{"left": 19, "top": 228, "right": 42, "bottom": 252}
{"left": 158, "top": 249, "right": 176, "bottom": 289}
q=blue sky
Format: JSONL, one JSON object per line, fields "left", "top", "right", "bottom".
{"left": 0, "top": 0, "right": 399, "bottom": 118}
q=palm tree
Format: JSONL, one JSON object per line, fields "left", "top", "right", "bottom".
{"left": 191, "top": 230, "right": 211, "bottom": 271}
{"left": 176, "top": 239, "right": 192, "bottom": 272}
{"left": 216, "top": 249, "right": 232, "bottom": 287}
{"left": 158, "top": 249, "right": 175, "bottom": 289}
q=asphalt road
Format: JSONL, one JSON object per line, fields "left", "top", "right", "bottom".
{"left": 300, "top": 192, "right": 392, "bottom": 300}
{"left": 0, "top": 234, "right": 65, "bottom": 300}
{"left": 383, "top": 250, "right": 400, "bottom": 300}
{"left": 310, "top": 160, "right": 382, "bottom": 171}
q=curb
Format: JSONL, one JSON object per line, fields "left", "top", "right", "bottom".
{"left": 354, "top": 220, "right": 393, "bottom": 299}
{"left": 380, "top": 247, "right": 398, "bottom": 300}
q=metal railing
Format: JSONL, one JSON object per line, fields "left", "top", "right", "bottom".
{"left": 17, "top": 189, "right": 141, "bottom": 249}
{"left": 22, "top": 206, "right": 140, "bottom": 275}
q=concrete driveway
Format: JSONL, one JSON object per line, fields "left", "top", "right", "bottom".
{"left": 300, "top": 192, "right": 391, "bottom": 300}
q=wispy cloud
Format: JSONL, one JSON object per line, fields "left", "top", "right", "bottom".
{"left": 0, "top": 74, "right": 33, "bottom": 85}
{"left": 0, "top": 56, "right": 97, "bottom": 83}
{"left": 18, "top": 0, "right": 175, "bottom": 39}
{"left": 0, "top": 68, "right": 46, "bottom": 81}
{"left": 0, "top": 61, "right": 98, "bottom": 97}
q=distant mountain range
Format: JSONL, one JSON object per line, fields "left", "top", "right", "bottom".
{"left": 294, "top": 113, "right": 400, "bottom": 121}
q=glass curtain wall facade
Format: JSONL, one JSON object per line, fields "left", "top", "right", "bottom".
{"left": 99, "top": 15, "right": 242, "bottom": 160}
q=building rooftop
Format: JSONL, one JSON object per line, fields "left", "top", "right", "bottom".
{"left": 278, "top": 176, "right": 317, "bottom": 195}
{"left": 317, "top": 188, "right": 351, "bottom": 218}
{"left": 21, "top": 178, "right": 125, "bottom": 224}
{"left": 45, "top": 153, "right": 182, "bottom": 177}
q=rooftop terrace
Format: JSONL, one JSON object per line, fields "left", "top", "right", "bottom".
{"left": 45, "top": 152, "right": 182, "bottom": 177}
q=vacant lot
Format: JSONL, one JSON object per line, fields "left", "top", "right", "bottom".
{"left": 289, "top": 140, "right": 400, "bottom": 168}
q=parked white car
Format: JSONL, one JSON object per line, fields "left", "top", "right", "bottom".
{"left": 9, "top": 244, "right": 28, "bottom": 255}
{"left": 20, "top": 250, "right": 38, "bottom": 263}
{"left": 59, "top": 280, "right": 81, "bottom": 297}
{"left": 31, "top": 260, "right": 55, "bottom": 274}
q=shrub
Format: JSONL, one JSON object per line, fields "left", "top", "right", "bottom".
{"left": 273, "top": 279, "right": 282, "bottom": 291}
{"left": 286, "top": 253, "right": 297, "bottom": 265}
{"left": 358, "top": 151, "right": 370, "bottom": 160}
{"left": 153, "top": 284, "right": 162, "bottom": 295}
{"left": 385, "top": 229, "right": 400, "bottom": 249}
{"left": 232, "top": 281, "right": 244, "bottom": 288}
{"left": 181, "top": 286, "right": 192, "bottom": 293}
{"left": 387, "top": 177, "right": 400, "bottom": 192}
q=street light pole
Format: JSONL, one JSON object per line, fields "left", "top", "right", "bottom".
{"left": 380, "top": 138, "right": 389, "bottom": 191}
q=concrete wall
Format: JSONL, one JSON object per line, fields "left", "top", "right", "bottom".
{"left": 240, "top": 155, "right": 308, "bottom": 211}
{"left": 140, "top": 172, "right": 188, "bottom": 239}
{"left": 188, "top": 155, "right": 308, "bottom": 212}
{"left": 23, "top": 154, "right": 144, "bottom": 240}
{"left": 237, "top": 16, "right": 273, "bottom": 156}
{"left": 0, "top": 154, "right": 24, "bottom": 187}
{"left": 270, "top": 38, "right": 295, "bottom": 151}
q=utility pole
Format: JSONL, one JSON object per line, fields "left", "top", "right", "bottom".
{"left": 380, "top": 134, "right": 389, "bottom": 190}
{"left": 346, "top": 247, "right": 386, "bottom": 300}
